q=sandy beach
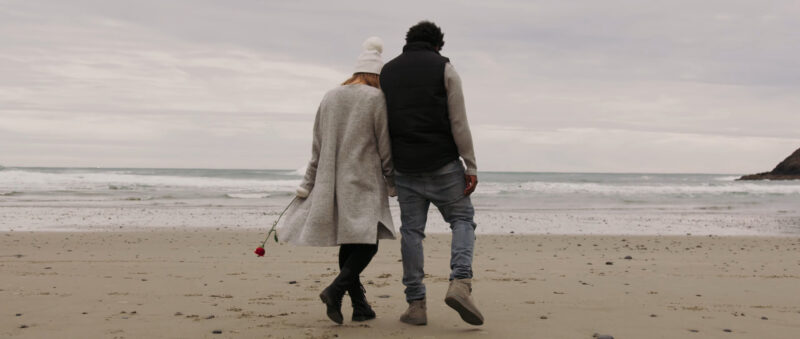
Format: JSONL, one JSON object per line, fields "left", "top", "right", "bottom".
{"left": 4, "top": 1, "right": 800, "bottom": 338}
{"left": 2, "top": 230, "right": 799, "bottom": 338}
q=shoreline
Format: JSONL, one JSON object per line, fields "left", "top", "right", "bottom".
{"left": 2, "top": 230, "right": 799, "bottom": 338}
{"left": 2, "top": 201, "right": 799, "bottom": 236}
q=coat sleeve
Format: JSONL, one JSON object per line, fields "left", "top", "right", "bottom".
{"left": 373, "top": 93, "right": 396, "bottom": 195}
{"left": 298, "top": 104, "right": 323, "bottom": 197}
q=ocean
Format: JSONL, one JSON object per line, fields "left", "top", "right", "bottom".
{"left": 1, "top": 167, "right": 799, "bottom": 234}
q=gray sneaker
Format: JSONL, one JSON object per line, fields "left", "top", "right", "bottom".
{"left": 444, "top": 278, "right": 484, "bottom": 325}
{"left": 399, "top": 299, "right": 427, "bottom": 325}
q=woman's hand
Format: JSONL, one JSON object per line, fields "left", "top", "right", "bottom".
{"left": 296, "top": 187, "right": 310, "bottom": 198}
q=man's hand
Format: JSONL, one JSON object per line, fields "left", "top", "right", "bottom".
{"left": 464, "top": 174, "right": 478, "bottom": 196}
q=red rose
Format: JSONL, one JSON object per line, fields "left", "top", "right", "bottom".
{"left": 254, "top": 197, "right": 295, "bottom": 258}
{"left": 254, "top": 246, "right": 265, "bottom": 257}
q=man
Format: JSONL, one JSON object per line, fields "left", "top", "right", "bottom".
{"left": 380, "top": 21, "right": 482, "bottom": 326}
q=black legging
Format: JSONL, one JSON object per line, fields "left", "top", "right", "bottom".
{"left": 332, "top": 243, "right": 378, "bottom": 290}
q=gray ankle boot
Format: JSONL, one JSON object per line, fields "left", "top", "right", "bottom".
{"left": 444, "top": 278, "right": 484, "bottom": 325}
{"left": 399, "top": 298, "right": 427, "bottom": 325}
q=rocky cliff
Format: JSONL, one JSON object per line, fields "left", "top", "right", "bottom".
{"left": 739, "top": 147, "right": 800, "bottom": 180}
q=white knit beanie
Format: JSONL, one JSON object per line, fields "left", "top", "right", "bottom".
{"left": 353, "top": 37, "right": 383, "bottom": 75}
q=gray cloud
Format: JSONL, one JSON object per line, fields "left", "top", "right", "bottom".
{"left": 1, "top": 0, "right": 798, "bottom": 173}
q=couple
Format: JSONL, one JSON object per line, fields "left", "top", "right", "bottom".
{"left": 278, "top": 21, "right": 482, "bottom": 327}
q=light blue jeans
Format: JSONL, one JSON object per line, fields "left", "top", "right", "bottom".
{"left": 395, "top": 160, "right": 477, "bottom": 302}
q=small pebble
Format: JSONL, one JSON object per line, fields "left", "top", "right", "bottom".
{"left": 624, "top": 256, "right": 633, "bottom": 260}
{"left": 288, "top": 281, "right": 297, "bottom": 284}
{"left": 20, "top": 325, "right": 28, "bottom": 329}
{"left": 15, "top": 313, "right": 21, "bottom": 317}
{"left": 605, "top": 261, "right": 613, "bottom": 265}
{"left": 592, "top": 334, "right": 614, "bottom": 339}
{"left": 174, "top": 312, "right": 183, "bottom": 316}
{"left": 206, "top": 315, "right": 215, "bottom": 319}
{"left": 539, "top": 315, "right": 547, "bottom": 319}
{"left": 377, "top": 295, "right": 390, "bottom": 298}
{"left": 212, "top": 330, "right": 222, "bottom": 334}
{"left": 82, "top": 312, "right": 87, "bottom": 315}
{"left": 761, "top": 316, "right": 768, "bottom": 320}
{"left": 723, "top": 329, "right": 732, "bottom": 333}
{"left": 650, "top": 314, "right": 657, "bottom": 317}
{"left": 689, "top": 329, "right": 699, "bottom": 333}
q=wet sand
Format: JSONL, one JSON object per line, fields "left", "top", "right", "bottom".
{"left": 2, "top": 230, "right": 799, "bottom": 338}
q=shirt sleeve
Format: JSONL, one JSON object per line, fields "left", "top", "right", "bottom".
{"left": 444, "top": 63, "right": 478, "bottom": 176}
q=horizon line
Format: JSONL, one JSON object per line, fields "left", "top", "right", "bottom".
{"left": 0, "top": 165, "right": 746, "bottom": 176}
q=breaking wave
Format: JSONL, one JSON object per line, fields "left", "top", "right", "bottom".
{"left": 225, "top": 193, "right": 271, "bottom": 199}
{"left": 477, "top": 181, "right": 800, "bottom": 196}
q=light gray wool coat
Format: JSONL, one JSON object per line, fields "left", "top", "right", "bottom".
{"left": 277, "top": 84, "right": 396, "bottom": 246}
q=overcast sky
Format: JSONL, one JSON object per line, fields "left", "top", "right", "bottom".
{"left": 1, "top": 0, "right": 799, "bottom": 173}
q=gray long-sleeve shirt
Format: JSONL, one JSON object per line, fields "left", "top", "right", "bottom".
{"left": 444, "top": 63, "right": 478, "bottom": 176}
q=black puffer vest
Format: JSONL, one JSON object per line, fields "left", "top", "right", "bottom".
{"left": 380, "top": 41, "right": 459, "bottom": 173}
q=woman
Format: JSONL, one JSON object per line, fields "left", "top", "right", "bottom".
{"left": 277, "top": 37, "right": 396, "bottom": 325}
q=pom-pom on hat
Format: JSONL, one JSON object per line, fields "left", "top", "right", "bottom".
{"left": 354, "top": 36, "right": 383, "bottom": 75}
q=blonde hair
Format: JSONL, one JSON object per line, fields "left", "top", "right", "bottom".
{"left": 342, "top": 72, "right": 380, "bottom": 89}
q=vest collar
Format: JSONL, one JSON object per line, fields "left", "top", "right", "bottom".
{"left": 402, "top": 41, "right": 441, "bottom": 54}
